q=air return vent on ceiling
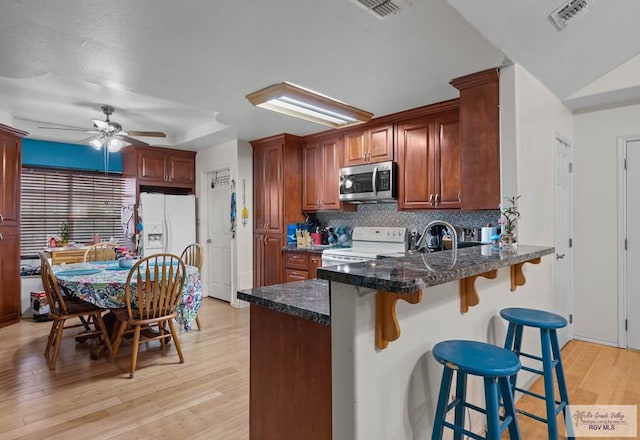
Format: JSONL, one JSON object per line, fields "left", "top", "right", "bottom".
{"left": 549, "top": 0, "right": 593, "bottom": 31}
{"left": 351, "top": 0, "right": 412, "bottom": 19}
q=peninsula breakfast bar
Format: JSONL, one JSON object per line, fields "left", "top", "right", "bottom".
{"left": 238, "top": 244, "right": 554, "bottom": 440}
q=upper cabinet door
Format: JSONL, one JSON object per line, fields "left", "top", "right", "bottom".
{"left": 264, "top": 142, "right": 284, "bottom": 234}
{"left": 318, "top": 137, "right": 342, "bottom": 210}
{"left": 396, "top": 109, "right": 461, "bottom": 211}
{"left": 344, "top": 131, "right": 365, "bottom": 166}
{"left": 367, "top": 123, "right": 394, "bottom": 164}
{"left": 396, "top": 117, "right": 436, "bottom": 210}
{"left": 138, "top": 151, "right": 167, "bottom": 182}
{"left": 167, "top": 154, "right": 195, "bottom": 185}
{"left": 343, "top": 123, "right": 394, "bottom": 166}
{"left": 433, "top": 110, "right": 461, "bottom": 209}
{"left": 302, "top": 143, "right": 323, "bottom": 211}
{"left": 0, "top": 132, "right": 22, "bottom": 227}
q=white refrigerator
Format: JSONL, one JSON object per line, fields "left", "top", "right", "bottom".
{"left": 138, "top": 193, "right": 196, "bottom": 257}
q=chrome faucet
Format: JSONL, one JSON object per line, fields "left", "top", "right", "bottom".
{"left": 415, "top": 220, "right": 458, "bottom": 252}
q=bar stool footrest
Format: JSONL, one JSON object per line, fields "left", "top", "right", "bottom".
{"left": 520, "top": 365, "right": 544, "bottom": 375}
{"left": 442, "top": 422, "right": 486, "bottom": 440}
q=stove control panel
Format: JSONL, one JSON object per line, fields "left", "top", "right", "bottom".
{"left": 351, "top": 227, "right": 407, "bottom": 243}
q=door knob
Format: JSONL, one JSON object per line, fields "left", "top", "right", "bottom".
{"left": 556, "top": 253, "right": 566, "bottom": 260}
{"left": 206, "top": 238, "right": 212, "bottom": 243}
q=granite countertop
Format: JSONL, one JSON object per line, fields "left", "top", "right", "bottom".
{"left": 317, "top": 244, "right": 554, "bottom": 293}
{"left": 282, "top": 245, "right": 332, "bottom": 255}
{"left": 238, "top": 279, "right": 330, "bottom": 325}
{"left": 239, "top": 244, "right": 553, "bottom": 324}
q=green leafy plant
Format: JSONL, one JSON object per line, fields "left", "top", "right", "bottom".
{"left": 60, "top": 222, "right": 69, "bottom": 244}
{"left": 498, "top": 196, "right": 521, "bottom": 235}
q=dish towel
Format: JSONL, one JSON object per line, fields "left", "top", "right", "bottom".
{"left": 230, "top": 180, "right": 237, "bottom": 239}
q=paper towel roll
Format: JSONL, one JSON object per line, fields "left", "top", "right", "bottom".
{"left": 481, "top": 226, "right": 497, "bottom": 243}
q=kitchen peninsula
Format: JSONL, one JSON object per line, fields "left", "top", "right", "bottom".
{"left": 238, "top": 244, "right": 554, "bottom": 439}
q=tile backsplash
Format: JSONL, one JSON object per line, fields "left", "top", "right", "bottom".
{"left": 315, "top": 203, "right": 499, "bottom": 238}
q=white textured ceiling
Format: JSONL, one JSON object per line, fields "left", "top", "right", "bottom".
{"left": 0, "top": 0, "right": 638, "bottom": 150}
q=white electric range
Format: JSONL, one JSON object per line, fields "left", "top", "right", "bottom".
{"left": 321, "top": 226, "right": 408, "bottom": 267}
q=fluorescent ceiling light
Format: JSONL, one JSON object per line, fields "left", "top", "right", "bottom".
{"left": 246, "top": 82, "right": 373, "bottom": 128}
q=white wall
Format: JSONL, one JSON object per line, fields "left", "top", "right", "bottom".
{"left": 508, "top": 64, "right": 573, "bottom": 247}
{"left": 195, "top": 139, "right": 252, "bottom": 307}
{"left": 573, "top": 104, "right": 640, "bottom": 345}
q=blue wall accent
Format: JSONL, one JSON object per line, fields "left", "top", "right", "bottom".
{"left": 22, "top": 138, "right": 123, "bottom": 173}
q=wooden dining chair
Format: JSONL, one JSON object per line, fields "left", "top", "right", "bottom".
{"left": 83, "top": 242, "right": 118, "bottom": 262}
{"left": 40, "top": 254, "right": 112, "bottom": 369}
{"left": 111, "top": 254, "right": 187, "bottom": 378}
{"left": 180, "top": 243, "right": 205, "bottom": 330}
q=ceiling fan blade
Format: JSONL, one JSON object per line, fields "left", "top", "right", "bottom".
{"left": 76, "top": 134, "right": 103, "bottom": 145}
{"left": 38, "top": 126, "right": 96, "bottom": 133}
{"left": 125, "top": 130, "right": 167, "bottom": 138}
{"left": 117, "top": 134, "right": 149, "bottom": 147}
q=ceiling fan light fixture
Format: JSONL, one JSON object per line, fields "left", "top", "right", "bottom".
{"left": 107, "top": 138, "right": 126, "bottom": 152}
{"left": 246, "top": 82, "right": 373, "bottom": 128}
{"left": 89, "top": 137, "right": 104, "bottom": 150}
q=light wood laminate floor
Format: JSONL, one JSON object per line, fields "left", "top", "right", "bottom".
{"left": 0, "top": 298, "right": 250, "bottom": 439}
{"left": 1, "top": 298, "right": 638, "bottom": 439}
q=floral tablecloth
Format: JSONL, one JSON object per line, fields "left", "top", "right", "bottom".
{"left": 54, "top": 261, "right": 202, "bottom": 331}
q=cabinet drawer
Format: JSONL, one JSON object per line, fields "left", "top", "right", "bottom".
{"left": 285, "top": 269, "right": 309, "bottom": 282}
{"left": 284, "top": 252, "right": 309, "bottom": 270}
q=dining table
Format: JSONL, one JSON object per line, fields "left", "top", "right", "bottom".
{"left": 53, "top": 260, "right": 203, "bottom": 331}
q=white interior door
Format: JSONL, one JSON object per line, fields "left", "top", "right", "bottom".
{"left": 625, "top": 140, "right": 640, "bottom": 349}
{"left": 207, "top": 169, "right": 232, "bottom": 302}
{"left": 554, "top": 135, "right": 573, "bottom": 346}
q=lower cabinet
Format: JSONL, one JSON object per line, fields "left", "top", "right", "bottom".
{"left": 283, "top": 251, "right": 323, "bottom": 282}
{"left": 254, "top": 234, "right": 284, "bottom": 287}
{"left": 0, "top": 228, "right": 21, "bottom": 327}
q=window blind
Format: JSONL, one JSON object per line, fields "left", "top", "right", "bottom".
{"left": 21, "top": 168, "right": 126, "bottom": 256}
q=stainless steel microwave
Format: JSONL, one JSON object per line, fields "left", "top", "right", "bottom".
{"left": 338, "top": 161, "right": 398, "bottom": 203}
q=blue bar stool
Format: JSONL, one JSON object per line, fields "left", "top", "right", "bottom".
{"left": 431, "top": 340, "right": 521, "bottom": 440}
{"left": 500, "top": 307, "right": 571, "bottom": 440}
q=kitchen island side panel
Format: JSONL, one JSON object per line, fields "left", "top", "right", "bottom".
{"left": 249, "top": 304, "right": 331, "bottom": 440}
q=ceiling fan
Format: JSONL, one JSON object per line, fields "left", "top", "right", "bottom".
{"left": 38, "top": 105, "right": 166, "bottom": 152}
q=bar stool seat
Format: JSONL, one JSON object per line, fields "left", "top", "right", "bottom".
{"left": 431, "top": 340, "right": 521, "bottom": 440}
{"left": 500, "top": 307, "right": 572, "bottom": 440}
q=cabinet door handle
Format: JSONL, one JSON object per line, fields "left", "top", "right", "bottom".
{"left": 0, "top": 232, "right": 3, "bottom": 241}
{"left": 0, "top": 214, "right": 3, "bottom": 223}
{"left": 458, "top": 192, "right": 462, "bottom": 202}
{"left": 556, "top": 253, "right": 566, "bottom": 260}
{"left": 429, "top": 194, "right": 434, "bottom": 206}
{"left": 435, "top": 194, "right": 440, "bottom": 206}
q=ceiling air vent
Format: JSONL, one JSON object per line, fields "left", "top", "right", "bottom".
{"left": 549, "top": 0, "right": 593, "bottom": 31}
{"left": 351, "top": 0, "right": 412, "bottom": 19}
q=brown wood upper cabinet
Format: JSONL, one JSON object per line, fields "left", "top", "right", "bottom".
{"left": 343, "top": 123, "right": 393, "bottom": 166}
{"left": 122, "top": 145, "right": 196, "bottom": 190}
{"left": 450, "top": 68, "right": 500, "bottom": 210}
{"left": 302, "top": 135, "right": 354, "bottom": 212}
{"left": 396, "top": 108, "right": 461, "bottom": 210}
